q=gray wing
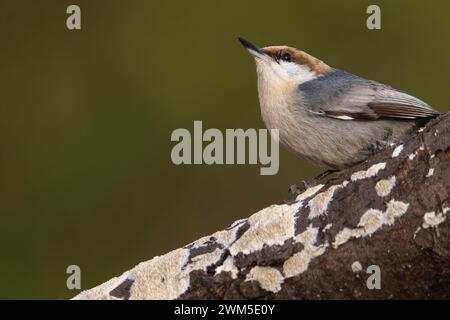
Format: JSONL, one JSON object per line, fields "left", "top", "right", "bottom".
{"left": 299, "top": 70, "right": 440, "bottom": 120}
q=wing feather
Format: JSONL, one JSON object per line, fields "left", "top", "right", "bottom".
{"left": 299, "top": 70, "right": 440, "bottom": 121}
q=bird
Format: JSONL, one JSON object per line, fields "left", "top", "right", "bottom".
{"left": 238, "top": 37, "right": 441, "bottom": 193}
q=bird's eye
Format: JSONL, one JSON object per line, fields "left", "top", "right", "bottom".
{"left": 280, "top": 52, "right": 291, "bottom": 62}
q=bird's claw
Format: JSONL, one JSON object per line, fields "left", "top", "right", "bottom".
{"left": 288, "top": 179, "right": 318, "bottom": 196}
{"left": 288, "top": 184, "right": 302, "bottom": 195}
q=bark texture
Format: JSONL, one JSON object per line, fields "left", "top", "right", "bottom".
{"left": 74, "top": 113, "right": 450, "bottom": 300}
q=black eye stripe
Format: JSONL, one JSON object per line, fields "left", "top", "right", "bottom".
{"left": 279, "top": 52, "right": 291, "bottom": 62}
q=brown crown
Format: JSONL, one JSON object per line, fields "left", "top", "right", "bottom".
{"left": 261, "top": 46, "right": 331, "bottom": 75}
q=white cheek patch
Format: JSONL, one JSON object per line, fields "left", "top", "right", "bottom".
{"left": 273, "top": 61, "right": 318, "bottom": 83}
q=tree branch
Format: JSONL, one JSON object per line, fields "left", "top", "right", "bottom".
{"left": 74, "top": 113, "right": 450, "bottom": 300}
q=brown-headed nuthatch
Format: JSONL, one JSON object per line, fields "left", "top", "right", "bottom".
{"left": 239, "top": 37, "right": 441, "bottom": 190}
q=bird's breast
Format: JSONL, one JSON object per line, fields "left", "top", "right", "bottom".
{"left": 256, "top": 78, "right": 353, "bottom": 169}
{"left": 257, "top": 78, "right": 299, "bottom": 131}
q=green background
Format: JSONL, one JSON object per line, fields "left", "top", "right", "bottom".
{"left": 0, "top": 0, "right": 448, "bottom": 299}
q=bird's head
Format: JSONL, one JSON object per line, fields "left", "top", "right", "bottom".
{"left": 238, "top": 37, "right": 331, "bottom": 86}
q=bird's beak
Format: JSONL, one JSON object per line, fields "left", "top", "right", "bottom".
{"left": 238, "top": 37, "right": 271, "bottom": 62}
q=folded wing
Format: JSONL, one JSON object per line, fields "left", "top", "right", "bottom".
{"left": 300, "top": 70, "right": 440, "bottom": 121}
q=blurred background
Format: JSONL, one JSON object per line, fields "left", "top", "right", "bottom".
{"left": 0, "top": 0, "right": 449, "bottom": 299}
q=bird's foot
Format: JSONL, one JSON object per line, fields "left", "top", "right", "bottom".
{"left": 288, "top": 179, "right": 318, "bottom": 197}
{"left": 287, "top": 169, "right": 337, "bottom": 199}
